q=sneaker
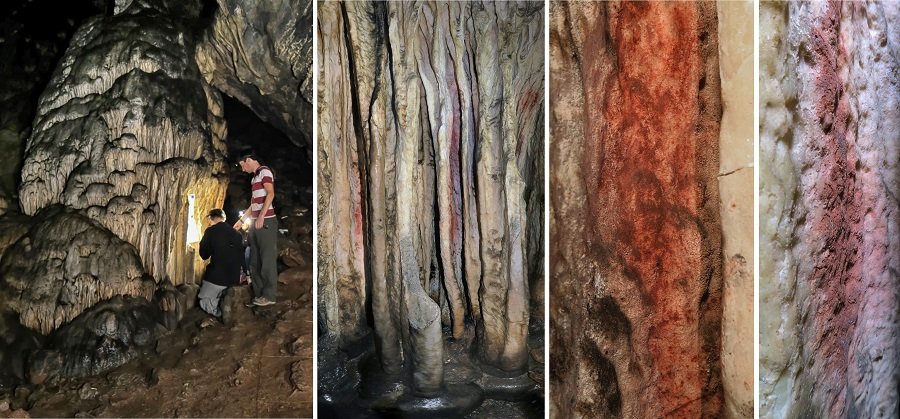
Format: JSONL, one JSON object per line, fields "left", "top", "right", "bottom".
{"left": 199, "top": 317, "right": 217, "bottom": 329}
{"left": 255, "top": 297, "right": 275, "bottom": 307}
{"left": 245, "top": 297, "right": 268, "bottom": 307}
{"left": 246, "top": 297, "right": 275, "bottom": 307}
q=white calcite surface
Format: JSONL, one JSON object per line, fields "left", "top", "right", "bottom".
{"left": 717, "top": 1, "right": 754, "bottom": 418}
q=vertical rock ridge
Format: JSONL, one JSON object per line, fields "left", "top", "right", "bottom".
{"left": 550, "top": 1, "right": 724, "bottom": 417}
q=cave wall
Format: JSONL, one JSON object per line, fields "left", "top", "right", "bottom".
{"left": 196, "top": 0, "right": 314, "bottom": 152}
{"left": 549, "top": 1, "right": 739, "bottom": 417}
{"left": 317, "top": 0, "right": 543, "bottom": 393}
{"left": 2, "top": 0, "right": 228, "bottom": 337}
{"left": 759, "top": 1, "right": 900, "bottom": 417}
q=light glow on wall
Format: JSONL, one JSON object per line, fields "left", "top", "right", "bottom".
{"left": 186, "top": 193, "right": 200, "bottom": 244}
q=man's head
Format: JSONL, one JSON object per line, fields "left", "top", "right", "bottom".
{"left": 237, "top": 153, "right": 260, "bottom": 174}
{"left": 207, "top": 208, "right": 226, "bottom": 224}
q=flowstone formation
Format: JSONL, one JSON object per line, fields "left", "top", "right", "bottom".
{"left": 760, "top": 1, "right": 899, "bottom": 418}
{"left": 0, "top": 0, "right": 313, "bottom": 390}
{"left": 317, "top": 1, "right": 544, "bottom": 416}
{"left": 549, "top": 1, "right": 752, "bottom": 418}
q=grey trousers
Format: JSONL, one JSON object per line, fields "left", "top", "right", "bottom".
{"left": 199, "top": 280, "right": 228, "bottom": 317}
{"left": 249, "top": 217, "right": 278, "bottom": 300}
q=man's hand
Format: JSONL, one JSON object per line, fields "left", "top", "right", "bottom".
{"left": 254, "top": 216, "right": 264, "bottom": 230}
{"left": 233, "top": 219, "right": 243, "bottom": 230}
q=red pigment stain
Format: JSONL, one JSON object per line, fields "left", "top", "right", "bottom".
{"left": 581, "top": 2, "right": 719, "bottom": 416}
{"left": 804, "top": 3, "right": 864, "bottom": 416}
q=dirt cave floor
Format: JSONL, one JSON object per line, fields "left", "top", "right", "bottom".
{"left": 7, "top": 268, "right": 314, "bottom": 418}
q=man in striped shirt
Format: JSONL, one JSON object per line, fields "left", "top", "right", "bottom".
{"left": 234, "top": 153, "right": 278, "bottom": 307}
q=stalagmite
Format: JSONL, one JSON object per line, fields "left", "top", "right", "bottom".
{"left": 549, "top": 1, "right": 725, "bottom": 417}
{"left": 317, "top": 0, "right": 543, "bottom": 414}
{"left": 759, "top": 1, "right": 900, "bottom": 417}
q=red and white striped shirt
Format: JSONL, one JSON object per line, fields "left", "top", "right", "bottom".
{"left": 250, "top": 166, "right": 276, "bottom": 219}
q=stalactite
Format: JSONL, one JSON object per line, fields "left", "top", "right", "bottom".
{"left": 317, "top": 0, "right": 543, "bottom": 406}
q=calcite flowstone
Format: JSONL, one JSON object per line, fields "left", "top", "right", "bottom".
{"left": 317, "top": 0, "right": 543, "bottom": 407}
{"left": 17, "top": 0, "right": 228, "bottom": 291}
{"left": 0, "top": 210, "right": 155, "bottom": 335}
{"left": 550, "top": 1, "right": 724, "bottom": 417}
{"left": 760, "top": 1, "right": 900, "bottom": 417}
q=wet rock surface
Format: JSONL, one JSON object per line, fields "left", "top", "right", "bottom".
{"left": 549, "top": 2, "right": 725, "bottom": 418}
{"left": 759, "top": 1, "right": 900, "bottom": 417}
{"left": 317, "top": 1, "right": 543, "bottom": 416}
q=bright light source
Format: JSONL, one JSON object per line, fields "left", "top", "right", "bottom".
{"left": 186, "top": 194, "right": 200, "bottom": 244}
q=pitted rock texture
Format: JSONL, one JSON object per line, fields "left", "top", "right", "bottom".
{"left": 317, "top": 0, "right": 543, "bottom": 411}
{"left": 550, "top": 2, "right": 724, "bottom": 418}
{"left": 16, "top": 0, "right": 228, "bottom": 291}
{"left": 197, "top": 0, "right": 314, "bottom": 152}
{"left": 759, "top": 1, "right": 900, "bottom": 418}
{"left": 0, "top": 210, "right": 155, "bottom": 335}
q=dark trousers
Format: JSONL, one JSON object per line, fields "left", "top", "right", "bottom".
{"left": 249, "top": 217, "right": 278, "bottom": 300}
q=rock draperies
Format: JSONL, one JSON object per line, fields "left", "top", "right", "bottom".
{"left": 11, "top": 0, "right": 227, "bottom": 332}
{"left": 549, "top": 2, "right": 725, "bottom": 417}
{"left": 317, "top": 0, "right": 543, "bottom": 394}
{"left": 759, "top": 1, "right": 899, "bottom": 417}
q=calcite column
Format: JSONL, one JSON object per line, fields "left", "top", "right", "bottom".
{"left": 549, "top": 2, "right": 724, "bottom": 417}
{"left": 717, "top": 1, "right": 754, "bottom": 418}
{"left": 316, "top": 0, "right": 543, "bottom": 395}
{"left": 759, "top": 1, "right": 900, "bottom": 417}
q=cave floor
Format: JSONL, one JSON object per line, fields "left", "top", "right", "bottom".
{"left": 22, "top": 268, "right": 314, "bottom": 418}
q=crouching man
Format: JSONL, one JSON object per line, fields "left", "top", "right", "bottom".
{"left": 198, "top": 208, "right": 243, "bottom": 327}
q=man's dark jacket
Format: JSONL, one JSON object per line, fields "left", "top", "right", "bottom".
{"left": 199, "top": 222, "right": 243, "bottom": 286}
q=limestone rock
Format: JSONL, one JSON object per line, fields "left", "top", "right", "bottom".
{"left": 717, "top": 1, "right": 754, "bottom": 417}
{"left": 30, "top": 296, "right": 166, "bottom": 380}
{"left": 759, "top": 1, "right": 900, "bottom": 417}
{"left": 17, "top": 0, "right": 228, "bottom": 288}
{"left": 0, "top": 210, "right": 155, "bottom": 335}
{"left": 549, "top": 2, "right": 724, "bottom": 417}
{"left": 197, "top": 0, "right": 314, "bottom": 151}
